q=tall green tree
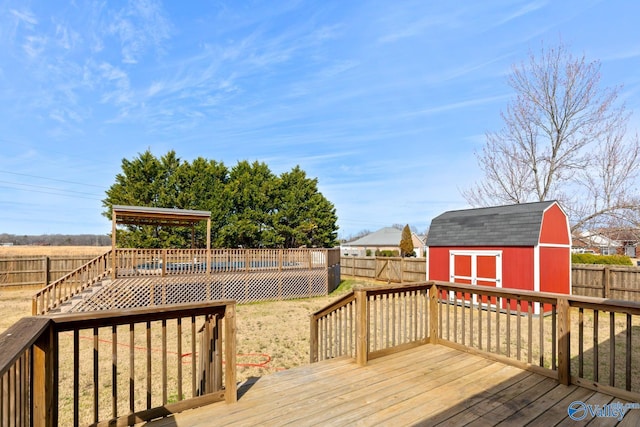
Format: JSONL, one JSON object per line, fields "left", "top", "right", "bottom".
{"left": 274, "top": 166, "right": 339, "bottom": 248}
{"left": 217, "top": 161, "right": 278, "bottom": 247}
{"left": 173, "top": 157, "right": 229, "bottom": 247}
{"left": 103, "top": 152, "right": 339, "bottom": 249}
{"left": 103, "top": 150, "right": 178, "bottom": 248}
{"left": 399, "top": 224, "right": 414, "bottom": 257}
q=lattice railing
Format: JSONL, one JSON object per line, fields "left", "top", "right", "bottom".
{"left": 70, "top": 269, "right": 330, "bottom": 312}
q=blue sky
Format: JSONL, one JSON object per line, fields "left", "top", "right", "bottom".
{"left": 1, "top": 0, "right": 639, "bottom": 239}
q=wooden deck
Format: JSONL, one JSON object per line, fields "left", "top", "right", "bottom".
{"left": 145, "top": 344, "right": 640, "bottom": 426}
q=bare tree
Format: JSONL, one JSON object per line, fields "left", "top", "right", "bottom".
{"left": 463, "top": 42, "right": 640, "bottom": 231}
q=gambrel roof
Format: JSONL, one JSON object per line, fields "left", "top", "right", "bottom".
{"left": 426, "top": 201, "right": 557, "bottom": 247}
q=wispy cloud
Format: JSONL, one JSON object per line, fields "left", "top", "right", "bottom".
{"left": 10, "top": 8, "right": 37, "bottom": 26}
{"left": 107, "top": 0, "right": 172, "bottom": 64}
{"left": 23, "top": 35, "right": 47, "bottom": 58}
{"left": 495, "top": 1, "right": 548, "bottom": 26}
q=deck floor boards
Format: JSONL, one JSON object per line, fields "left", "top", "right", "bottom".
{"left": 145, "top": 345, "right": 636, "bottom": 426}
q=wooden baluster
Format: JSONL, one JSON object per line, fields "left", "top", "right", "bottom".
{"left": 557, "top": 298, "right": 570, "bottom": 386}
{"left": 626, "top": 313, "right": 632, "bottom": 391}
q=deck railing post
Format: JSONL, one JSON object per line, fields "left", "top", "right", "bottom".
{"left": 557, "top": 297, "right": 571, "bottom": 386}
{"left": 32, "top": 322, "right": 56, "bottom": 427}
{"left": 224, "top": 303, "right": 237, "bottom": 403}
{"left": 355, "top": 289, "right": 369, "bottom": 366}
{"left": 310, "top": 314, "right": 319, "bottom": 363}
{"left": 429, "top": 283, "right": 438, "bottom": 344}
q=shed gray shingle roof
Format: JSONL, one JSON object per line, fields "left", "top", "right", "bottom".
{"left": 425, "top": 201, "right": 557, "bottom": 247}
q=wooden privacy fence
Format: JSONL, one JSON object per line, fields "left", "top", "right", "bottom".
{"left": 311, "top": 280, "right": 640, "bottom": 403}
{"left": 572, "top": 263, "right": 640, "bottom": 300}
{"left": 340, "top": 256, "right": 426, "bottom": 282}
{"left": 0, "top": 301, "right": 237, "bottom": 427}
{"left": 0, "top": 255, "right": 103, "bottom": 288}
{"left": 342, "top": 257, "right": 640, "bottom": 303}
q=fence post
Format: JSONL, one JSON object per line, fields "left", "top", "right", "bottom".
{"left": 355, "top": 289, "right": 369, "bottom": 366}
{"left": 44, "top": 256, "right": 50, "bottom": 286}
{"left": 603, "top": 266, "right": 611, "bottom": 298}
{"left": 557, "top": 297, "right": 571, "bottom": 386}
{"left": 429, "top": 284, "right": 438, "bottom": 344}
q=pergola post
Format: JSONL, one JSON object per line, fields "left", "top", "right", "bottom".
{"left": 207, "top": 217, "right": 212, "bottom": 274}
{"left": 111, "top": 210, "right": 117, "bottom": 280}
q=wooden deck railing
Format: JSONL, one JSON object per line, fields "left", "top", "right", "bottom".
{"left": 33, "top": 248, "right": 340, "bottom": 315}
{"left": 1, "top": 301, "right": 237, "bottom": 426}
{"left": 32, "top": 250, "right": 113, "bottom": 315}
{"left": 311, "top": 281, "right": 640, "bottom": 402}
{"left": 114, "top": 248, "right": 332, "bottom": 278}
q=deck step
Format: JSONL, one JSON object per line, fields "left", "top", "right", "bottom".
{"left": 54, "top": 280, "right": 110, "bottom": 313}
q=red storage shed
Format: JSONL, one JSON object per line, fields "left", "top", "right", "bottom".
{"left": 426, "top": 201, "right": 571, "bottom": 308}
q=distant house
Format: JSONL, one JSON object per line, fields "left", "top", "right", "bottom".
{"left": 598, "top": 229, "right": 638, "bottom": 258}
{"left": 573, "top": 231, "right": 622, "bottom": 256}
{"left": 341, "top": 227, "right": 426, "bottom": 257}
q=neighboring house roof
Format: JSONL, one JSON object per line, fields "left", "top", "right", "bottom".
{"left": 577, "top": 231, "right": 621, "bottom": 248}
{"left": 426, "top": 201, "right": 557, "bottom": 247}
{"left": 344, "top": 227, "right": 423, "bottom": 247}
{"left": 570, "top": 234, "right": 590, "bottom": 248}
{"left": 344, "top": 227, "right": 402, "bottom": 246}
{"left": 596, "top": 228, "right": 640, "bottom": 244}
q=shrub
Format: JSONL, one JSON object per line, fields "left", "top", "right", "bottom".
{"left": 571, "top": 253, "right": 633, "bottom": 266}
{"left": 375, "top": 250, "right": 399, "bottom": 257}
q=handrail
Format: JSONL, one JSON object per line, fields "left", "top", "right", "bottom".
{"left": 0, "top": 317, "right": 51, "bottom": 377}
{"left": 32, "top": 250, "right": 112, "bottom": 315}
{"left": 312, "top": 292, "right": 355, "bottom": 320}
{"left": 1, "top": 300, "right": 237, "bottom": 426}
{"left": 311, "top": 280, "right": 640, "bottom": 402}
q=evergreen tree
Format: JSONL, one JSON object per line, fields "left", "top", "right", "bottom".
{"left": 399, "top": 224, "right": 414, "bottom": 257}
{"left": 274, "top": 166, "right": 339, "bottom": 248}
{"left": 103, "top": 152, "right": 338, "bottom": 248}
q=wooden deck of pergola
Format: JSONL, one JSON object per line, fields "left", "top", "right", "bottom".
{"left": 145, "top": 344, "right": 639, "bottom": 427}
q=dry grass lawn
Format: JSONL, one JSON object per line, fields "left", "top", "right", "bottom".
{"left": 0, "top": 245, "right": 110, "bottom": 257}
{"left": 0, "top": 288, "right": 34, "bottom": 332}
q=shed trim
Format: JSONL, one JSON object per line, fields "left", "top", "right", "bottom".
{"left": 539, "top": 243, "right": 572, "bottom": 248}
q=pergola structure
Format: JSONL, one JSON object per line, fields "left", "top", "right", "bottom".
{"left": 111, "top": 205, "right": 212, "bottom": 278}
